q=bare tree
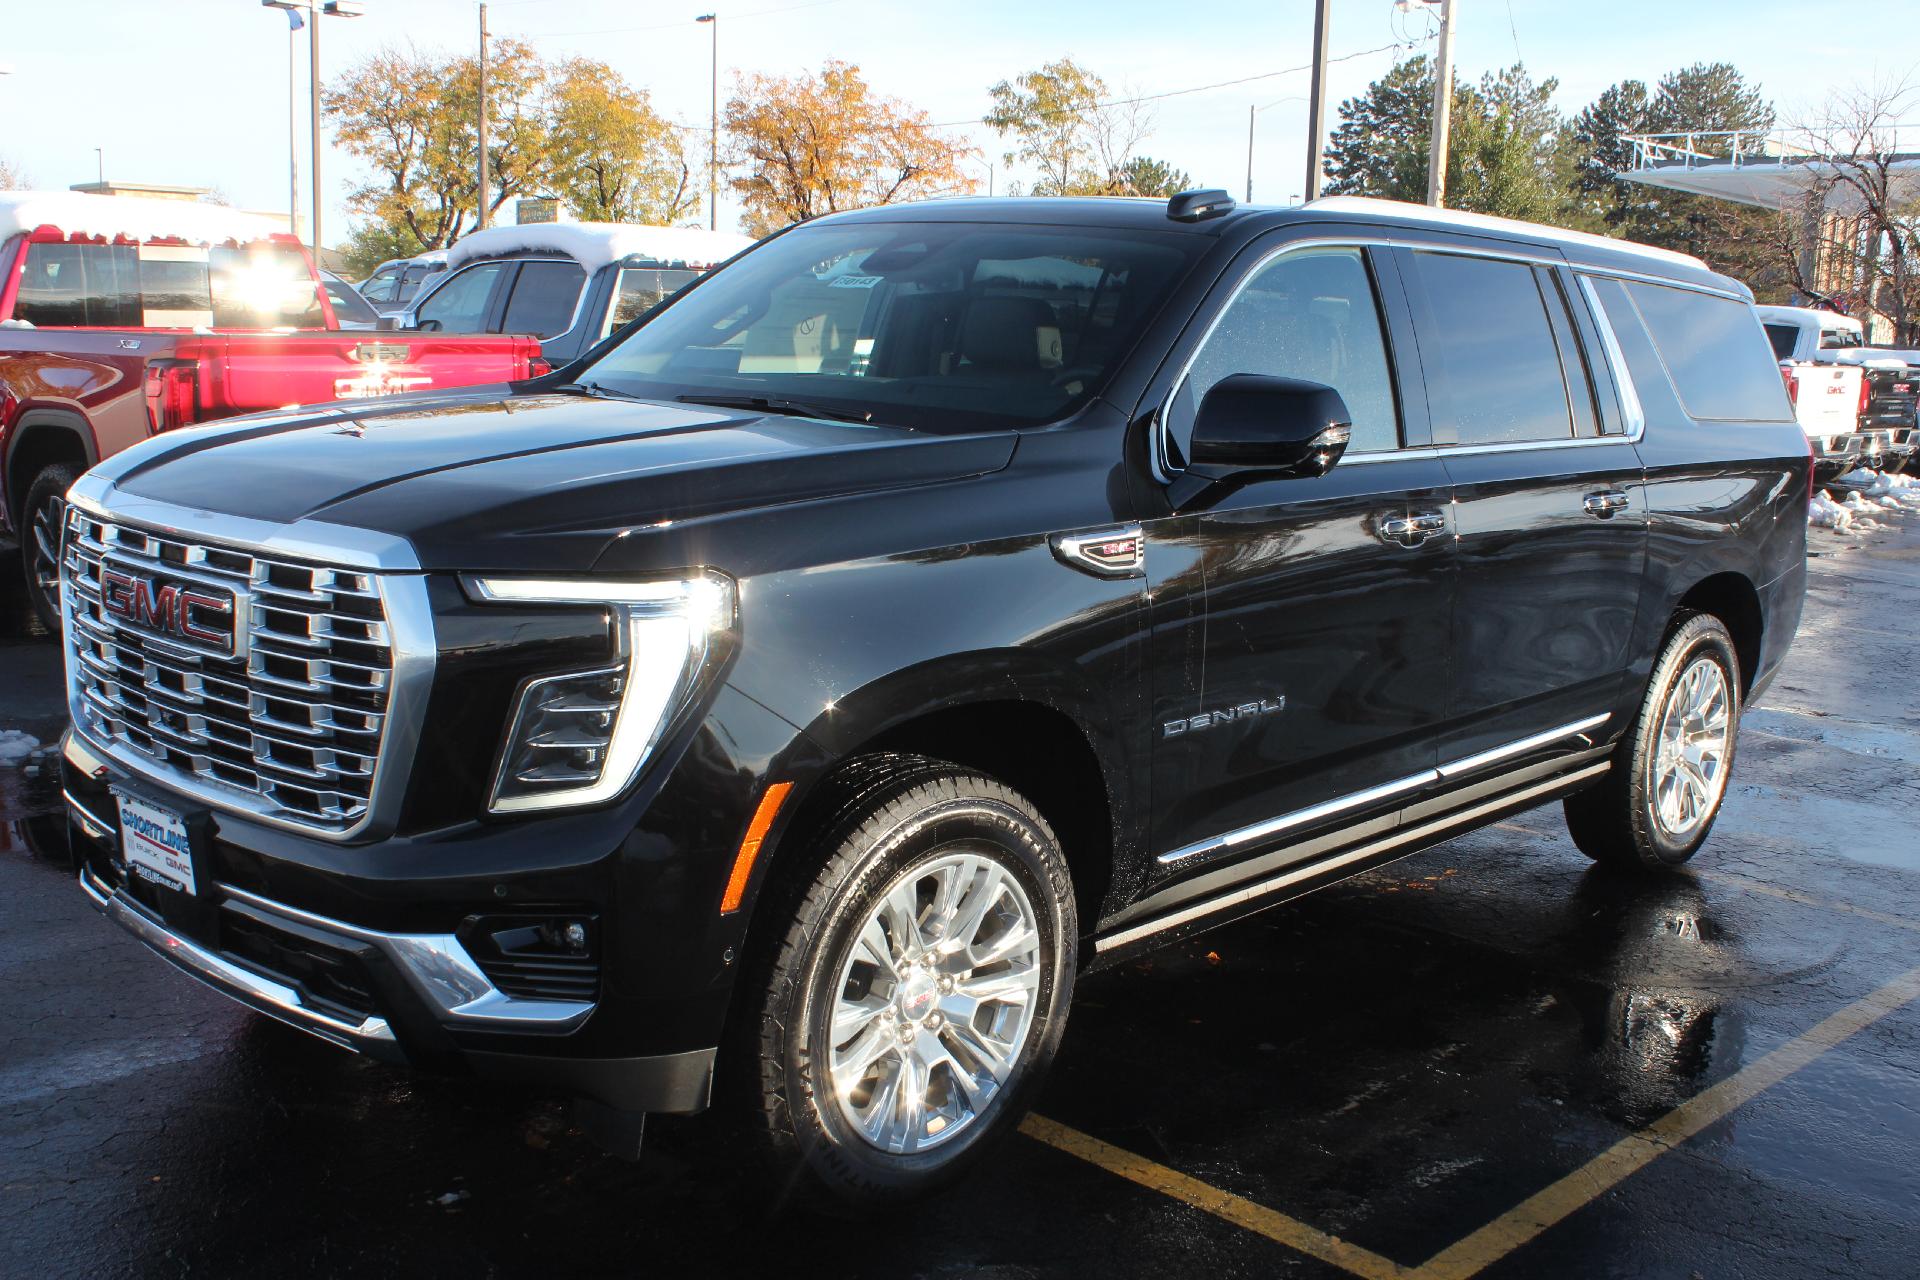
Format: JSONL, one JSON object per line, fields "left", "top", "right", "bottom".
{"left": 1789, "top": 75, "right": 1920, "bottom": 342}
{"left": 0, "top": 156, "right": 25, "bottom": 190}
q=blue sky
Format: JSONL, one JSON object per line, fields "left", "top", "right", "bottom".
{"left": 1, "top": 0, "right": 1913, "bottom": 246}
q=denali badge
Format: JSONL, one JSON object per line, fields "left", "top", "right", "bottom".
{"left": 98, "top": 563, "right": 237, "bottom": 656}
{"left": 1052, "top": 526, "right": 1145, "bottom": 578}
{"left": 1164, "top": 696, "right": 1286, "bottom": 737}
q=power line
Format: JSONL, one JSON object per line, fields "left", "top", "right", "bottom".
{"left": 519, "top": 0, "right": 847, "bottom": 39}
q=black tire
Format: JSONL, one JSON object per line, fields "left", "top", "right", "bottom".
{"left": 743, "top": 753, "right": 1077, "bottom": 1206}
{"left": 20, "top": 463, "right": 79, "bottom": 637}
{"left": 1564, "top": 611, "right": 1741, "bottom": 869}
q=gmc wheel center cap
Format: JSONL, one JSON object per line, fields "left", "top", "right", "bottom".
{"left": 899, "top": 971, "right": 938, "bottom": 1021}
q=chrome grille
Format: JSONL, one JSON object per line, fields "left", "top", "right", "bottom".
{"left": 63, "top": 508, "right": 395, "bottom": 831}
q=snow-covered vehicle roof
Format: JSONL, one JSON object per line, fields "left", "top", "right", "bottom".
{"left": 0, "top": 190, "right": 288, "bottom": 246}
{"left": 444, "top": 222, "right": 756, "bottom": 274}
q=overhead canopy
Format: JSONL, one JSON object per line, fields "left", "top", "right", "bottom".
{"left": 1616, "top": 130, "right": 1920, "bottom": 213}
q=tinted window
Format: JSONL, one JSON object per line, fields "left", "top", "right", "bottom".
{"left": 1626, "top": 281, "right": 1794, "bottom": 422}
{"left": 1764, "top": 323, "right": 1796, "bottom": 360}
{"left": 208, "top": 244, "right": 326, "bottom": 328}
{"left": 1167, "top": 246, "right": 1399, "bottom": 462}
{"left": 1818, "top": 327, "right": 1857, "bottom": 350}
{"left": 359, "top": 266, "right": 399, "bottom": 303}
{"left": 583, "top": 223, "right": 1202, "bottom": 433}
{"left": 415, "top": 262, "right": 508, "bottom": 332}
{"left": 500, "top": 260, "right": 587, "bottom": 337}
{"left": 603, "top": 265, "right": 701, "bottom": 337}
{"left": 396, "top": 263, "right": 442, "bottom": 303}
{"left": 1411, "top": 252, "right": 1572, "bottom": 445}
{"left": 13, "top": 242, "right": 140, "bottom": 327}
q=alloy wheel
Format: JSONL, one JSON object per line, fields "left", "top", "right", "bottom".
{"left": 29, "top": 492, "right": 65, "bottom": 618}
{"left": 826, "top": 849, "right": 1042, "bottom": 1155}
{"left": 1650, "top": 654, "right": 1732, "bottom": 839}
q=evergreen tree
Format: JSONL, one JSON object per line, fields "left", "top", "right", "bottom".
{"left": 1323, "top": 56, "right": 1435, "bottom": 201}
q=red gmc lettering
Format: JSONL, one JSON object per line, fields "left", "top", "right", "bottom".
{"left": 98, "top": 567, "right": 231, "bottom": 647}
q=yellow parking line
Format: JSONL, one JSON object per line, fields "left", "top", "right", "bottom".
{"left": 1028, "top": 964, "right": 1920, "bottom": 1280}
{"left": 1701, "top": 869, "right": 1920, "bottom": 934}
{"left": 1018, "top": 1114, "right": 1414, "bottom": 1280}
{"left": 1417, "top": 963, "right": 1920, "bottom": 1278}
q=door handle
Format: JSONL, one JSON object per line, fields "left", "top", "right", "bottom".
{"left": 1379, "top": 511, "right": 1447, "bottom": 547}
{"left": 1582, "top": 490, "right": 1631, "bottom": 518}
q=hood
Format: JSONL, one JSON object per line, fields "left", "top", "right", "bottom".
{"left": 97, "top": 391, "right": 1017, "bottom": 572}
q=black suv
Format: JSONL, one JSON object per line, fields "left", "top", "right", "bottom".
{"left": 59, "top": 192, "right": 1807, "bottom": 1203}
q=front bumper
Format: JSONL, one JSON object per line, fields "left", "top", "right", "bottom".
{"left": 59, "top": 715, "right": 779, "bottom": 1115}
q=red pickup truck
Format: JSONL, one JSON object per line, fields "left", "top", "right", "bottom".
{"left": 0, "top": 191, "right": 547, "bottom": 631}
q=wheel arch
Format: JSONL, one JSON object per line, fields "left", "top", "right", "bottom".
{"left": 1674, "top": 571, "right": 1764, "bottom": 696}
{"left": 4, "top": 409, "right": 97, "bottom": 530}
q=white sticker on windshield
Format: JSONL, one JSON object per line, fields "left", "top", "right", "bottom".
{"left": 830, "top": 275, "right": 883, "bottom": 289}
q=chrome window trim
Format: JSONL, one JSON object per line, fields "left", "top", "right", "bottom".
{"left": 61, "top": 477, "right": 435, "bottom": 843}
{"left": 1156, "top": 713, "right": 1610, "bottom": 865}
{"left": 1576, "top": 272, "right": 1648, "bottom": 438}
{"left": 1102, "top": 760, "right": 1613, "bottom": 952}
{"left": 1148, "top": 233, "right": 1729, "bottom": 483}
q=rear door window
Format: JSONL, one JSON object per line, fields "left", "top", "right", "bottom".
{"left": 499, "top": 260, "right": 587, "bottom": 337}
{"left": 1166, "top": 246, "right": 1401, "bottom": 462}
{"left": 1623, "top": 281, "right": 1794, "bottom": 422}
{"left": 603, "top": 265, "right": 700, "bottom": 337}
{"left": 1407, "top": 251, "right": 1574, "bottom": 446}
{"left": 1764, "top": 324, "right": 1797, "bottom": 360}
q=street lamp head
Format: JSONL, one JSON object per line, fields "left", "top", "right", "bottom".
{"left": 695, "top": 13, "right": 716, "bottom": 21}
{"left": 322, "top": 0, "right": 366, "bottom": 15}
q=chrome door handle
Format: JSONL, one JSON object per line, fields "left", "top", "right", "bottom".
{"left": 1583, "top": 490, "right": 1630, "bottom": 518}
{"left": 1379, "top": 511, "right": 1447, "bottom": 547}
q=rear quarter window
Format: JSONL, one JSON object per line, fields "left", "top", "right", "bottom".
{"left": 1623, "top": 282, "right": 1793, "bottom": 422}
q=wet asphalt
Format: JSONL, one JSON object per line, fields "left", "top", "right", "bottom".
{"left": 2, "top": 515, "right": 1918, "bottom": 1280}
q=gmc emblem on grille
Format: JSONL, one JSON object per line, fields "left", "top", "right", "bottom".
{"left": 99, "top": 564, "right": 237, "bottom": 655}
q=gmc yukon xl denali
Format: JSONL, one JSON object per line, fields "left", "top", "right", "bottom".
{"left": 59, "top": 193, "right": 1807, "bottom": 1204}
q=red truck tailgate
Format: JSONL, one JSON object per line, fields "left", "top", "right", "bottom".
{"left": 195, "top": 332, "right": 542, "bottom": 415}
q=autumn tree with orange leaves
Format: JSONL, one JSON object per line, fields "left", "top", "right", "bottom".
{"left": 724, "top": 61, "right": 974, "bottom": 237}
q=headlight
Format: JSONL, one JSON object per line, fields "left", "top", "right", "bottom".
{"left": 464, "top": 573, "right": 734, "bottom": 813}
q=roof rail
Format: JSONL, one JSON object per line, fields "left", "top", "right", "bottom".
{"left": 1167, "top": 189, "right": 1235, "bottom": 223}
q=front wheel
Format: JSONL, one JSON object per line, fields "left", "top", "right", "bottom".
{"left": 746, "top": 755, "right": 1077, "bottom": 1205}
{"left": 1564, "top": 611, "right": 1741, "bottom": 868}
{"left": 20, "top": 463, "right": 80, "bottom": 637}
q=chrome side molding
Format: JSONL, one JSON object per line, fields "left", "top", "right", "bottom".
{"left": 1157, "top": 713, "right": 1612, "bottom": 865}
{"left": 1103, "top": 760, "right": 1612, "bottom": 952}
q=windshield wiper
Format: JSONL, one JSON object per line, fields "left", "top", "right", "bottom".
{"left": 551, "top": 380, "right": 653, "bottom": 403}
{"left": 675, "top": 392, "right": 874, "bottom": 425}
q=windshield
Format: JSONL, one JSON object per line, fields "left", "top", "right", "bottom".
{"left": 578, "top": 221, "right": 1204, "bottom": 431}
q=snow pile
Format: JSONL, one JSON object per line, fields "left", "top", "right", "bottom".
{"left": 445, "top": 223, "right": 756, "bottom": 274}
{"left": 1837, "top": 469, "right": 1920, "bottom": 510}
{"left": 0, "top": 730, "right": 40, "bottom": 767}
{"left": 0, "top": 190, "right": 285, "bottom": 247}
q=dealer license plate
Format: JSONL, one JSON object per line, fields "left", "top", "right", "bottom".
{"left": 117, "top": 792, "right": 196, "bottom": 897}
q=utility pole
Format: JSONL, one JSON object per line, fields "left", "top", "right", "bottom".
{"left": 697, "top": 13, "right": 717, "bottom": 230}
{"left": 288, "top": 11, "right": 301, "bottom": 234}
{"left": 1304, "top": 0, "right": 1331, "bottom": 201}
{"left": 478, "top": 2, "right": 490, "bottom": 229}
{"left": 1426, "top": 0, "right": 1458, "bottom": 208}
{"left": 1247, "top": 104, "right": 1255, "bottom": 202}
{"left": 310, "top": 4, "right": 323, "bottom": 252}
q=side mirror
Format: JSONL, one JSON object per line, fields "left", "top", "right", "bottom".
{"left": 1187, "top": 374, "right": 1353, "bottom": 482}
{"left": 413, "top": 317, "right": 442, "bottom": 333}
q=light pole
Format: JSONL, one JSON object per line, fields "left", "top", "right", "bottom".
{"left": 1304, "top": 0, "right": 1331, "bottom": 202}
{"left": 478, "top": 2, "right": 490, "bottom": 228}
{"left": 696, "top": 13, "right": 717, "bottom": 231}
{"left": 262, "top": 0, "right": 366, "bottom": 254}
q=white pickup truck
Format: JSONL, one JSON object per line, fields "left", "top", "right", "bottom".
{"left": 1757, "top": 305, "right": 1917, "bottom": 477}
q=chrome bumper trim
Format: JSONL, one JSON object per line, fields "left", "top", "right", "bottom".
{"left": 80, "top": 867, "right": 396, "bottom": 1051}
{"left": 63, "top": 788, "right": 115, "bottom": 842}
{"left": 217, "top": 883, "right": 595, "bottom": 1030}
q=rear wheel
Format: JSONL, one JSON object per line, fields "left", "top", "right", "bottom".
{"left": 745, "top": 755, "right": 1076, "bottom": 1205}
{"left": 20, "top": 463, "right": 79, "bottom": 637}
{"left": 1564, "top": 612, "right": 1741, "bottom": 869}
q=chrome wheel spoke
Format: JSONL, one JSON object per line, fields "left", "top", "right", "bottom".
{"left": 1649, "top": 654, "right": 1733, "bottom": 840}
{"left": 827, "top": 846, "right": 1042, "bottom": 1154}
